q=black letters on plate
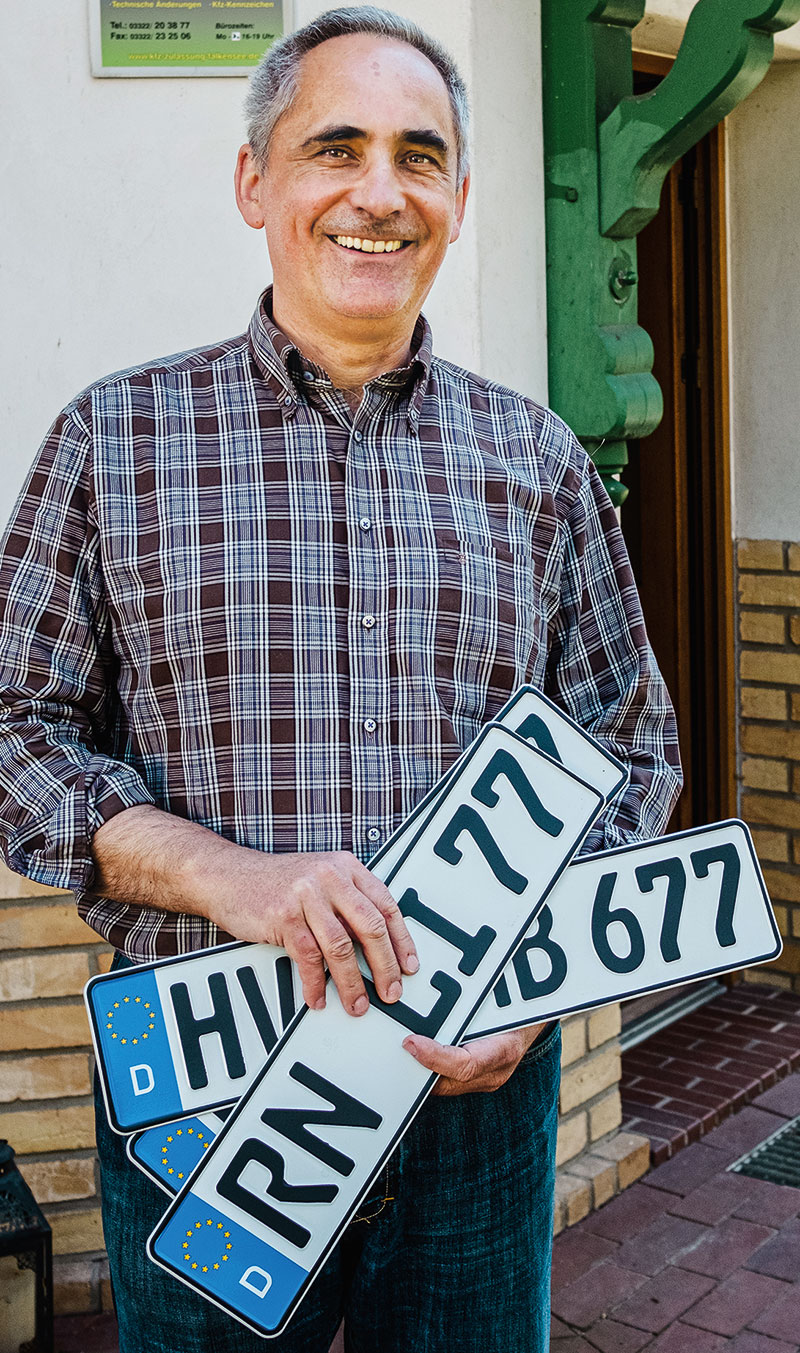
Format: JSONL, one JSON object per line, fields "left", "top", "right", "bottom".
{"left": 259, "top": 1062, "right": 382, "bottom": 1179}
{"left": 170, "top": 973, "right": 246, "bottom": 1091}
{"left": 397, "top": 887, "right": 495, "bottom": 975}
{"left": 217, "top": 1138, "right": 331, "bottom": 1250}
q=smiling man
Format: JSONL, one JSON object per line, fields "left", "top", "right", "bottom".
{"left": 0, "top": 7, "right": 681, "bottom": 1352}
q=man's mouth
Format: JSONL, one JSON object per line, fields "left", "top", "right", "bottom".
{"left": 330, "top": 235, "right": 408, "bottom": 253}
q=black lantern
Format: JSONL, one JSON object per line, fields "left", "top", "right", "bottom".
{"left": 0, "top": 1140, "right": 53, "bottom": 1353}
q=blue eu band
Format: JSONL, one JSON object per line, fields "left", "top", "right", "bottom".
{"left": 91, "top": 969, "right": 183, "bottom": 1130}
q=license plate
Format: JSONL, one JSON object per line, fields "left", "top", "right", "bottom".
{"left": 370, "top": 685, "right": 627, "bottom": 879}
{"left": 148, "top": 724, "right": 604, "bottom": 1337}
{"left": 129, "top": 1111, "right": 230, "bottom": 1194}
{"left": 87, "top": 945, "right": 299, "bottom": 1132}
{"left": 468, "top": 820, "right": 781, "bottom": 1038}
{"left": 87, "top": 685, "right": 623, "bottom": 1134}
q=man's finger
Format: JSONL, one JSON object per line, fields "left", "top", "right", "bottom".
{"left": 282, "top": 925, "right": 327, "bottom": 1011}
{"left": 356, "top": 870, "right": 419, "bottom": 973}
{"left": 334, "top": 890, "right": 406, "bottom": 1007}
{"left": 403, "top": 1035, "right": 477, "bottom": 1082}
{"left": 304, "top": 902, "right": 372, "bottom": 1016}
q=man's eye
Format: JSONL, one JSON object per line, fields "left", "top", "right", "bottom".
{"left": 320, "top": 147, "right": 350, "bottom": 159}
{"left": 406, "top": 153, "right": 436, "bottom": 166}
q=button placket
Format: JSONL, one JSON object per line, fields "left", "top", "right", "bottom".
{"left": 345, "top": 421, "right": 391, "bottom": 855}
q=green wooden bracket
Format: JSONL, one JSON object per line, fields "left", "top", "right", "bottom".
{"left": 601, "top": 0, "right": 800, "bottom": 237}
{"left": 541, "top": 0, "right": 800, "bottom": 505}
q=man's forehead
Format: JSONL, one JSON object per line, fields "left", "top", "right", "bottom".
{"left": 289, "top": 33, "right": 455, "bottom": 140}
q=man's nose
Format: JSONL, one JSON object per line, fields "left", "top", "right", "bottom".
{"left": 347, "top": 154, "right": 406, "bottom": 219}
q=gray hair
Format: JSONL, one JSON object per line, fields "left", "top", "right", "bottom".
{"left": 244, "top": 6, "right": 470, "bottom": 186}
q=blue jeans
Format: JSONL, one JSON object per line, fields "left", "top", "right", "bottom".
{"left": 95, "top": 965, "right": 560, "bottom": 1352}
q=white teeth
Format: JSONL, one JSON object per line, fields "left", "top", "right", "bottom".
{"left": 332, "top": 235, "right": 404, "bottom": 253}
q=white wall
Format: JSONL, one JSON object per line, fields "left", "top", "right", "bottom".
{"left": 727, "top": 61, "right": 800, "bottom": 542}
{"left": 1, "top": 1, "right": 547, "bottom": 515}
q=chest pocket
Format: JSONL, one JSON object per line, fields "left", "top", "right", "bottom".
{"left": 433, "top": 533, "right": 544, "bottom": 727}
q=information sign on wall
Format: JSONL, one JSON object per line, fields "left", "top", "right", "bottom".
{"left": 89, "top": 0, "right": 287, "bottom": 77}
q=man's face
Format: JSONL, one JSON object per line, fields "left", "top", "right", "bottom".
{"left": 236, "top": 34, "right": 468, "bottom": 337}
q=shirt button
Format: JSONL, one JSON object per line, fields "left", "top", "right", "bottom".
{"left": 283, "top": 395, "right": 293, "bottom": 407}
{"left": 303, "top": 371, "right": 315, "bottom": 382}
{"left": 359, "top": 517, "right": 372, "bottom": 532}
{"left": 361, "top": 614, "right": 376, "bottom": 630}
{"left": 363, "top": 718, "right": 377, "bottom": 734}
{"left": 353, "top": 430, "right": 363, "bottom": 442}
{"left": 366, "top": 827, "right": 381, "bottom": 843}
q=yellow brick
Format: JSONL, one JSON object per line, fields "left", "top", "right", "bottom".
{"left": 0, "top": 1105, "right": 96, "bottom": 1154}
{"left": 752, "top": 822, "right": 790, "bottom": 865}
{"left": 554, "top": 1172, "right": 591, "bottom": 1227}
{"left": 741, "top": 651, "right": 800, "bottom": 687}
{"left": 0, "top": 902, "right": 102, "bottom": 950}
{"left": 566, "top": 1153, "right": 617, "bottom": 1209}
{"left": 589, "top": 1088, "right": 622, "bottom": 1142}
{"left": 774, "top": 903, "right": 789, "bottom": 936}
{"left": 556, "top": 1111, "right": 588, "bottom": 1168}
{"left": 21, "top": 1158, "right": 96, "bottom": 1205}
{"left": 788, "top": 543, "right": 800, "bottom": 572}
{"left": 751, "top": 829, "right": 790, "bottom": 864}
{"left": 743, "top": 967, "right": 792, "bottom": 989}
{"left": 593, "top": 1131, "right": 651, "bottom": 1188}
{"left": 793, "top": 693, "right": 800, "bottom": 722}
{"left": 559, "top": 1046, "right": 621, "bottom": 1115}
{"left": 0, "top": 858, "right": 67, "bottom": 899}
{"left": 738, "top": 539, "right": 785, "bottom": 571}
{"left": 763, "top": 869, "right": 800, "bottom": 905}
{"left": 0, "top": 1053, "right": 91, "bottom": 1102}
{"left": 0, "top": 952, "right": 90, "bottom": 1002}
{"left": 101, "top": 1277, "right": 114, "bottom": 1312}
{"left": 740, "top": 611, "right": 786, "bottom": 645}
{"left": 588, "top": 1003, "right": 621, "bottom": 1050}
{"left": 792, "top": 766, "right": 800, "bottom": 796}
{"left": 95, "top": 950, "right": 115, "bottom": 974}
{"left": 0, "top": 1002, "right": 90, "bottom": 1051}
{"left": 794, "top": 836, "right": 800, "bottom": 867}
{"left": 791, "top": 616, "right": 800, "bottom": 647}
{"left": 790, "top": 910, "right": 800, "bottom": 939}
{"left": 764, "top": 943, "right": 800, "bottom": 976}
{"left": 742, "top": 793, "right": 800, "bottom": 832}
{"left": 54, "top": 1276, "right": 94, "bottom": 1316}
{"left": 739, "top": 573, "right": 800, "bottom": 608}
{"left": 742, "top": 758, "right": 790, "bottom": 793}
{"left": 47, "top": 1207, "right": 105, "bottom": 1257}
{"left": 740, "top": 687, "right": 788, "bottom": 722}
{"left": 560, "top": 1014, "right": 587, "bottom": 1067}
{"left": 742, "top": 725, "right": 800, "bottom": 760}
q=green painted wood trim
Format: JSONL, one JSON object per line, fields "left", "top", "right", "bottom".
{"left": 541, "top": 0, "right": 800, "bottom": 504}
{"left": 600, "top": 0, "right": 800, "bottom": 238}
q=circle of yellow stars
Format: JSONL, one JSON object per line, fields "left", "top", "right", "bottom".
{"left": 105, "top": 994, "right": 156, "bottom": 1046}
{"left": 182, "top": 1219, "right": 232, "bottom": 1273}
{"left": 161, "top": 1125, "right": 210, "bottom": 1181}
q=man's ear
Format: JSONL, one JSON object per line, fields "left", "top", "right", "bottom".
{"left": 234, "top": 145, "right": 266, "bottom": 230}
{"left": 449, "top": 172, "right": 470, "bottom": 245}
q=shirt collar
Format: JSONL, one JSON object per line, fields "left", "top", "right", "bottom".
{"left": 247, "top": 286, "right": 432, "bottom": 423}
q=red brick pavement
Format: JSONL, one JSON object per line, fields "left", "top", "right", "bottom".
{"left": 552, "top": 1073, "right": 800, "bottom": 1351}
{"left": 622, "top": 985, "right": 800, "bottom": 1164}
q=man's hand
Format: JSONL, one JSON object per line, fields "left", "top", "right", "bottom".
{"left": 211, "top": 849, "right": 419, "bottom": 1018}
{"left": 91, "top": 806, "right": 418, "bottom": 1020}
{"left": 402, "top": 1022, "right": 548, "bottom": 1096}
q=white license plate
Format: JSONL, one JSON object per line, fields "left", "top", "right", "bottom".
{"left": 129, "top": 1111, "right": 230, "bottom": 1194}
{"left": 86, "top": 686, "right": 623, "bottom": 1133}
{"left": 370, "top": 685, "right": 626, "bottom": 879}
{"left": 148, "top": 725, "right": 603, "bottom": 1337}
{"left": 86, "top": 945, "right": 300, "bottom": 1132}
{"left": 468, "top": 820, "right": 781, "bottom": 1038}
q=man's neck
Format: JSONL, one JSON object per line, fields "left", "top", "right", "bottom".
{"left": 271, "top": 297, "right": 416, "bottom": 403}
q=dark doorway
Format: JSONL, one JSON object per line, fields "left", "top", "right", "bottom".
{"left": 622, "top": 62, "right": 735, "bottom": 836}
{"left": 620, "top": 60, "right": 736, "bottom": 1039}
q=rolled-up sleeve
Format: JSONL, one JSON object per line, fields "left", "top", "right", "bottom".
{"left": 0, "top": 403, "right": 155, "bottom": 892}
{"left": 545, "top": 444, "right": 683, "bottom": 852}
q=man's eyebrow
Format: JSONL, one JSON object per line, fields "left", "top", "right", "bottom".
{"left": 300, "top": 125, "right": 365, "bottom": 149}
{"left": 300, "top": 125, "right": 450, "bottom": 156}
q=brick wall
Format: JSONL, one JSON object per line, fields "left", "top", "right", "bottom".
{"left": 554, "top": 1005, "right": 648, "bottom": 1231}
{"left": 737, "top": 538, "right": 800, "bottom": 989}
{"left": 0, "top": 863, "right": 113, "bottom": 1314}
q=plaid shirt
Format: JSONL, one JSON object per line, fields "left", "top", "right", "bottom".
{"left": 0, "top": 291, "right": 681, "bottom": 960}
